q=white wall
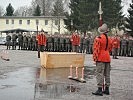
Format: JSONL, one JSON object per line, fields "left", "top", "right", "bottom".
{"left": 0, "top": 16, "right": 68, "bottom": 35}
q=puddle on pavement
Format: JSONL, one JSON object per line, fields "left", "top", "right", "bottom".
{"left": 0, "top": 66, "right": 95, "bottom": 100}
{"left": 0, "top": 74, "right": 7, "bottom": 79}
{"left": 34, "top": 67, "right": 95, "bottom": 99}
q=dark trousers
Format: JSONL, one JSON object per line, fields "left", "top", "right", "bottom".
{"left": 112, "top": 48, "right": 118, "bottom": 58}
{"left": 12, "top": 41, "right": 16, "bottom": 50}
{"left": 96, "top": 62, "right": 111, "bottom": 87}
{"left": 72, "top": 45, "right": 79, "bottom": 52}
{"left": 6, "top": 41, "right": 11, "bottom": 50}
{"left": 38, "top": 45, "right": 46, "bottom": 58}
{"left": 18, "top": 41, "right": 23, "bottom": 50}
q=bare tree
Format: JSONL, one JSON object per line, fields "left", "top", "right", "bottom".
{"left": 26, "top": 7, "right": 34, "bottom": 16}
{"left": 52, "top": 0, "right": 65, "bottom": 16}
{"left": 63, "top": 0, "right": 70, "bottom": 12}
{"left": 45, "top": 0, "right": 53, "bottom": 15}
{"left": 14, "top": 6, "right": 27, "bottom": 16}
{"left": 14, "top": 6, "right": 33, "bottom": 16}
{"left": 31, "top": 0, "right": 70, "bottom": 16}
{"left": 0, "top": 6, "right": 4, "bottom": 16}
{"left": 31, "top": 0, "right": 55, "bottom": 16}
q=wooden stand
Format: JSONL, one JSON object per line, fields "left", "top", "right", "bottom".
{"left": 68, "top": 67, "right": 86, "bottom": 83}
{"left": 40, "top": 52, "right": 85, "bottom": 68}
{"left": 68, "top": 77, "right": 86, "bottom": 83}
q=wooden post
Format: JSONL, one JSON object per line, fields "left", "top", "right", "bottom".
{"left": 75, "top": 67, "right": 78, "bottom": 79}
{"left": 81, "top": 67, "right": 84, "bottom": 79}
{"left": 36, "top": 25, "right": 40, "bottom": 58}
{"left": 68, "top": 65, "right": 73, "bottom": 78}
{"left": 80, "top": 67, "right": 86, "bottom": 82}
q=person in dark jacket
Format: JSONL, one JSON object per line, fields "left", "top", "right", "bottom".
{"left": 120, "top": 37, "right": 128, "bottom": 56}
{"left": 127, "top": 36, "right": 133, "bottom": 57}
{"left": 18, "top": 33, "right": 23, "bottom": 50}
{"left": 6, "top": 34, "right": 11, "bottom": 50}
{"left": 27, "top": 35, "right": 33, "bottom": 50}
{"left": 12, "top": 33, "right": 18, "bottom": 50}
{"left": 32, "top": 34, "right": 37, "bottom": 51}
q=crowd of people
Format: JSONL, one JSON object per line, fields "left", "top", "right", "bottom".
{"left": 111, "top": 35, "right": 133, "bottom": 58}
{"left": 5, "top": 31, "right": 94, "bottom": 53}
{"left": 5, "top": 30, "right": 133, "bottom": 57}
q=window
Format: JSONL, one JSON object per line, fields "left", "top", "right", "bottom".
{"left": 55, "top": 20, "right": 58, "bottom": 25}
{"left": 27, "top": 20, "right": 30, "bottom": 25}
{"left": 36, "top": 20, "right": 39, "bottom": 25}
{"left": 6, "top": 20, "right": 9, "bottom": 24}
{"left": 12, "top": 20, "right": 14, "bottom": 24}
{"left": 19, "top": 20, "right": 22, "bottom": 24}
{"left": 45, "top": 20, "right": 48, "bottom": 25}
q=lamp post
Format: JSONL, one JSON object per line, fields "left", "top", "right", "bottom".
{"left": 36, "top": 21, "right": 39, "bottom": 58}
{"left": 98, "top": 1, "right": 103, "bottom": 26}
{"left": 57, "top": 12, "right": 61, "bottom": 34}
{"left": 36, "top": 19, "right": 39, "bottom": 34}
{"left": 37, "top": 25, "right": 38, "bottom": 35}
{"left": 58, "top": 17, "right": 60, "bottom": 34}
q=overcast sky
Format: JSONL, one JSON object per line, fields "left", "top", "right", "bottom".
{"left": 0, "top": 0, "right": 32, "bottom": 9}
{"left": 0, "top": 0, "right": 132, "bottom": 15}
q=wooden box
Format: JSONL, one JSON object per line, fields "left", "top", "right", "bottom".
{"left": 40, "top": 52, "right": 85, "bottom": 68}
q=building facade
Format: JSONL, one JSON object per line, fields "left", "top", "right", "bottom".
{"left": 0, "top": 16, "right": 68, "bottom": 35}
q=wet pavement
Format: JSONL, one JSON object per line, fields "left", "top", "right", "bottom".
{"left": 0, "top": 45, "right": 133, "bottom": 100}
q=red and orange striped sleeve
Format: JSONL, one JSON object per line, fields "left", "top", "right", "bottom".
{"left": 93, "top": 37, "right": 101, "bottom": 62}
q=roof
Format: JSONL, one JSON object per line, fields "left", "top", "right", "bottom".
{"left": 0, "top": 16, "right": 66, "bottom": 19}
{"left": 0, "top": 28, "right": 36, "bottom": 33}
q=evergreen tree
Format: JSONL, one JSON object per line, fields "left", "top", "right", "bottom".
{"left": 52, "top": 0, "right": 65, "bottom": 16}
{"left": 65, "top": 0, "right": 123, "bottom": 32}
{"left": 65, "top": 0, "right": 99, "bottom": 32}
{"left": 125, "top": 1, "right": 133, "bottom": 36}
{"left": 78, "top": 0, "right": 99, "bottom": 32}
{"left": 64, "top": 0, "right": 80, "bottom": 31}
{"left": 33, "top": 5, "right": 41, "bottom": 16}
{"left": 102, "top": 0, "right": 124, "bottom": 29}
{"left": 5, "top": 3, "right": 14, "bottom": 16}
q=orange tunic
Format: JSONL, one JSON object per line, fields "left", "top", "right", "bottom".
{"left": 37, "top": 33, "right": 47, "bottom": 46}
{"left": 71, "top": 34, "right": 80, "bottom": 46}
{"left": 93, "top": 34, "right": 112, "bottom": 62}
{"left": 112, "top": 38, "right": 120, "bottom": 48}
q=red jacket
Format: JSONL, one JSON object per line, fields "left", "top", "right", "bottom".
{"left": 71, "top": 34, "right": 80, "bottom": 46}
{"left": 112, "top": 37, "right": 120, "bottom": 48}
{"left": 37, "top": 33, "right": 47, "bottom": 46}
{"left": 93, "top": 34, "right": 112, "bottom": 62}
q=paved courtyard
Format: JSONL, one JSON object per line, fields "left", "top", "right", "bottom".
{"left": 0, "top": 45, "right": 133, "bottom": 100}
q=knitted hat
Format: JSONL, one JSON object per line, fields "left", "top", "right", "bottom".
{"left": 98, "top": 23, "right": 109, "bottom": 34}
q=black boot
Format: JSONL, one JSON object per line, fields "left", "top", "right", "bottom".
{"left": 114, "top": 56, "right": 118, "bottom": 59}
{"left": 103, "top": 87, "right": 110, "bottom": 95}
{"left": 112, "top": 56, "right": 114, "bottom": 59}
{"left": 92, "top": 87, "right": 103, "bottom": 96}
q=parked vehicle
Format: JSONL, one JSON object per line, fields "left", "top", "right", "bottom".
{"left": 0, "top": 37, "right": 6, "bottom": 45}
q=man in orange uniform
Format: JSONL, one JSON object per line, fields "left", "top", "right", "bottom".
{"left": 71, "top": 32, "right": 80, "bottom": 52}
{"left": 112, "top": 35, "right": 120, "bottom": 59}
{"left": 37, "top": 29, "right": 47, "bottom": 58}
{"left": 92, "top": 24, "right": 112, "bottom": 96}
